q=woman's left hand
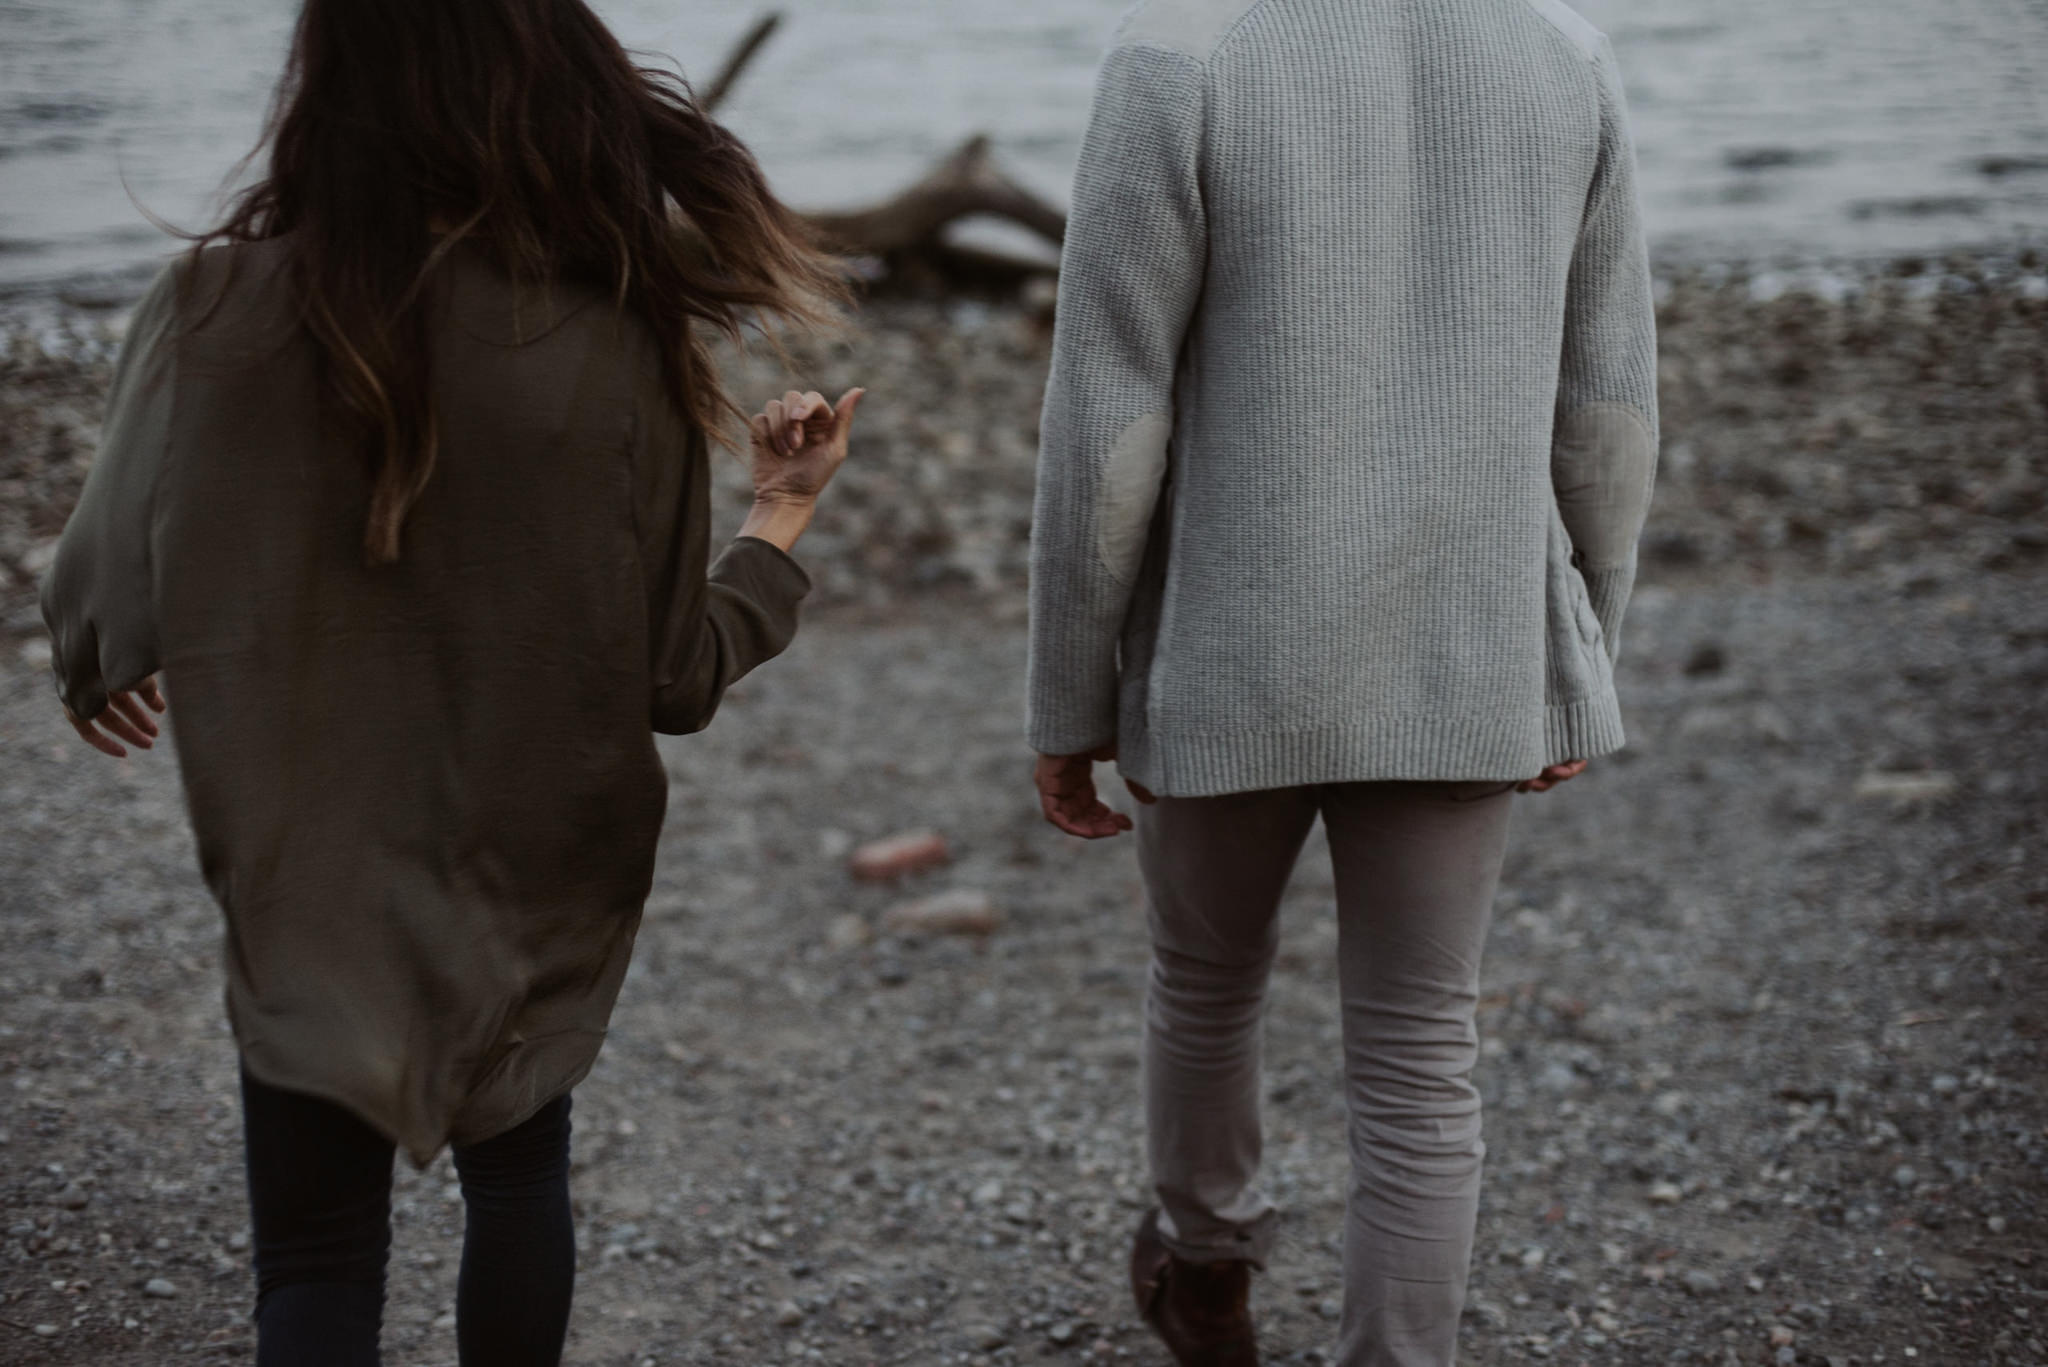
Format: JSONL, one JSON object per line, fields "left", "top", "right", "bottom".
{"left": 64, "top": 677, "right": 167, "bottom": 759}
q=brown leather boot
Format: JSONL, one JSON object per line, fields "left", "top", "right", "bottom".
{"left": 1129, "top": 1208, "right": 1261, "bottom": 1367}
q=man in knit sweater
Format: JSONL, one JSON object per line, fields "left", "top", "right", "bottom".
{"left": 1026, "top": 0, "right": 1657, "bottom": 1363}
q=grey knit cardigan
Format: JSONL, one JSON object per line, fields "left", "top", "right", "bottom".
{"left": 1026, "top": 0, "right": 1660, "bottom": 797}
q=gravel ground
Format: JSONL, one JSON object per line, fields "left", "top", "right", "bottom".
{"left": 1, "top": 262, "right": 2045, "bottom": 1366}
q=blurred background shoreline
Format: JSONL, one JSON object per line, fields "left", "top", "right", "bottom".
{"left": 2, "top": 0, "right": 2046, "bottom": 315}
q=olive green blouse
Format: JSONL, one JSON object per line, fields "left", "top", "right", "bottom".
{"left": 41, "top": 240, "right": 810, "bottom": 1163}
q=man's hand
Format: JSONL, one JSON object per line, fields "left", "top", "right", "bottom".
{"left": 1519, "top": 759, "right": 1588, "bottom": 794}
{"left": 64, "top": 677, "right": 166, "bottom": 759}
{"left": 1035, "top": 746, "right": 1155, "bottom": 839}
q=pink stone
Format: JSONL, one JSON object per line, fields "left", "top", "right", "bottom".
{"left": 848, "top": 830, "right": 952, "bottom": 882}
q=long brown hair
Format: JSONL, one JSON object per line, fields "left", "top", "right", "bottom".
{"left": 199, "top": 0, "right": 843, "bottom": 563}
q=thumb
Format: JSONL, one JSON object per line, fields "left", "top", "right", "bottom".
{"left": 831, "top": 387, "right": 866, "bottom": 438}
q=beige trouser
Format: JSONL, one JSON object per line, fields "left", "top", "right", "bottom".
{"left": 1138, "top": 780, "right": 1517, "bottom": 1367}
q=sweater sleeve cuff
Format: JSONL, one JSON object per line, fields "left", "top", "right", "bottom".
{"left": 715, "top": 536, "right": 813, "bottom": 612}
{"left": 1026, "top": 716, "right": 1118, "bottom": 760}
{"left": 1024, "top": 627, "right": 1121, "bottom": 757}
{"left": 1580, "top": 559, "right": 1636, "bottom": 664}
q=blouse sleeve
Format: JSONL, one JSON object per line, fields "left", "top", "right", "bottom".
{"left": 39, "top": 263, "right": 181, "bottom": 721}
{"left": 631, "top": 384, "right": 812, "bottom": 736}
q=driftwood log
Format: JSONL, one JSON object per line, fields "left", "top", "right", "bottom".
{"left": 701, "top": 13, "right": 1068, "bottom": 291}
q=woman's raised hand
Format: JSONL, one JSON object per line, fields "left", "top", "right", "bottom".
{"left": 740, "top": 388, "right": 865, "bottom": 553}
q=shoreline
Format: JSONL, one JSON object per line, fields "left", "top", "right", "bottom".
{"left": 2, "top": 240, "right": 2045, "bottom": 341}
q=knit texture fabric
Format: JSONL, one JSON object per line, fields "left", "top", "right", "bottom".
{"left": 1027, "top": 0, "right": 1660, "bottom": 797}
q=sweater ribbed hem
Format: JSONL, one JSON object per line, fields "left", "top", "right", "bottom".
{"left": 1123, "top": 693, "right": 1627, "bottom": 799}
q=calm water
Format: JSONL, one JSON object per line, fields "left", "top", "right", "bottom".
{"left": 2, "top": 0, "right": 2046, "bottom": 300}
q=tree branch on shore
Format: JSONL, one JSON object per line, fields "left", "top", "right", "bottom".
{"left": 703, "top": 12, "right": 1068, "bottom": 291}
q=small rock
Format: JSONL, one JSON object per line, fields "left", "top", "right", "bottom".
{"left": 1930, "top": 1073, "right": 1960, "bottom": 1096}
{"left": 1048, "top": 1322, "right": 1079, "bottom": 1346}
{"left": 1519, "top": 1244, "right": 1547, "bottom": 1269}
{"left": 142, "top": 1277, "right": 177, "bottom": 1299}
{"left": 1853, "top": 771, "right": 1956, "bottom": 802}
{"left": 1751, "top": 703, "right": 1796, "bottom": 746}
{"left": 969, "top": 1325, "right": 1008, "bottom": 1351}
{"left": 21, "top": 536, "right": 61, "bottom": 576}
{"left": 874, "top": 956, "right": 910, "bottom": 986}
{"left": 825, "top": 913, "right": 872, "bottom": 952}
{"left": 849, "top": 831, "right": 952, "bottom": 882}
{"left": 1681, "top": 1269, "right": 1721, "bottom": 1296}
{"left": 33, "top": 1324, "right": 59, "bottom": 1338}
{"left": 776, "top": 1300, "right": 804, "bottom": 1328}
{"left": 1683, "top": 642, "right": 1727, "bottom": 676}
{"left": 1892, "top": 1164, "right": 1919, "bottom": 1189}
{"left": 50, "top": 1183, "right": 90, "bottom": 1210}
{"left": 881, "top": 889, "right": 1004, "bottom": 938}
{"left": 1770, "top": 1325, "right": 1797, "bottom": 1347}
{"left": 1647, "top": 529, "right": 1705, "bottom": 567}
{"left": 1987, "top": 1215, "right": 2008, "bottom": 1234}
{"left": 971, "top": 1180, "right": 1004, "bottom": 1206}
{"left": 1020, "top": 275, "right": 1060, "bottom": 319}
{"left": 1647, "top": 1181, "right": 1684, "bottom": 1205}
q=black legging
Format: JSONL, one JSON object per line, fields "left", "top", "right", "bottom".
{"left": 240, "top": 1069, "right": 575, "bottom": 1367}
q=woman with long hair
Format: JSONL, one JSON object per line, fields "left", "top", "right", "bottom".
{"left": 38, "top": 1, "right": 862, "bottom": 1362}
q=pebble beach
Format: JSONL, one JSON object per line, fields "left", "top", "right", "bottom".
{"left": 1, "top": 253, "right": 2045, "bottom": 1364}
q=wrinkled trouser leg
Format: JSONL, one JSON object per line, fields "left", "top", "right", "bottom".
{"left": 1138, "top": 786, "right": 1320, "bottom": 1268}
{"left": 1323, "top": 782, "right": 1514, "bottom": 1367}
{"left": 241, "top": 1069, "right": 394, "bottom": 1367}
{"left": 452, "top": 1095, "right": 576, "bottom": 1367}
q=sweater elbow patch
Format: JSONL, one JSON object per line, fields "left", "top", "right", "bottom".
{"left": 1553, "top": 402, "right": 1656, "bottom": 566}
{"left": 1096, "top": 413, "right": 1174, "bottom": 586}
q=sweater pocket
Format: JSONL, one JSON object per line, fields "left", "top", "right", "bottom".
{"left": 1544, "top": 504, "right": 1612, "bottom": 704}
